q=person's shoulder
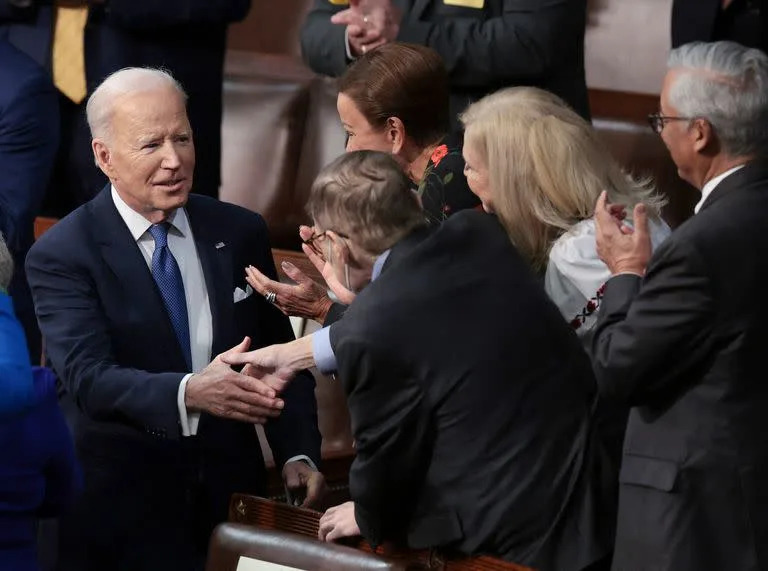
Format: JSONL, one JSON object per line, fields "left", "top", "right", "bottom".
{"left": 29, "top": 201, "right": 96, "bottom": 258}
{"left": 0, "top": 41, "right": 53, "bottom": 104}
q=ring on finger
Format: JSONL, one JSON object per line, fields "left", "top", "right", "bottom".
{"left": 265, "top": 291, "right": 277, "bottom": 304}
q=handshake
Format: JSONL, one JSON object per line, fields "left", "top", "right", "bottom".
{"left": 184, "top": 336, "right": 311, "bottom": 425}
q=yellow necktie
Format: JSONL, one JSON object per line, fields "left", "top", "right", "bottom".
{"left": 52, "top": 4, "right": 89, "bottom": 104}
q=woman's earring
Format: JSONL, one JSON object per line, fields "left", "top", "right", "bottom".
{"left": 344, "top": 264, "right": 351, "bottom": 290}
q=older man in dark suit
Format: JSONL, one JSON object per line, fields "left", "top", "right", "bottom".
{"left": 227, "top": 151, "right": 615, "bottom": 571}
{"left": 301, "top": 0, "right": 590, "bottom": 126}
{"left": 593, "top": 41, "right": 768, "bottom": 570}
{"left": 0, "top": 38, "right": 58, "bottom": 363}
{"left": 0, "top": 0, "right": 250, "bottom": 215}
{"left": 26, "top": 67, "right": 323, "bottom": 571}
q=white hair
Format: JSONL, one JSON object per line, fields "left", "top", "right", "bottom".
{"left": 668, "top": 41, "right": 768, "bottom": 158}
{"left": 86, "top": 67, "right": 187, "bottom": 142}
{"left": 0, "top": 234, "right": 13, "bottom": 292}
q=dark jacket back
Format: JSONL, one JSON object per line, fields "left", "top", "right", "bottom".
{"left": 330, "top": 211, "right": 614, "bottom": 570}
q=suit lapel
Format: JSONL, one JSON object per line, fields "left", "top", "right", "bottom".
{"left": 185, "top": 197, "right": 234, "bottom": 358}
{"left": 92, "top": 187, "right": 187, "bottom": 368}
{"left": 698, "top": 160, "right": 768, "bottom": 213}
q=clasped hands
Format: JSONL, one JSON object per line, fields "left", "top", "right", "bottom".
{"left": 331, "top": 0, "right": 402, "bottom": 57}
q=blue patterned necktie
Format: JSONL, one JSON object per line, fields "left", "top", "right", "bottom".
{"left": 148, "top": 223, "right": 192, "bottom": 370}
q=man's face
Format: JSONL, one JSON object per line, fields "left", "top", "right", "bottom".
{"left": 93, "top": 87, "right": 195, "bottom": 222}
{"left": 659, "top": 70, "right": 700, "bottom": 188}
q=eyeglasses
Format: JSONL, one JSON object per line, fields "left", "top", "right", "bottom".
{"left": 647, "top": 112, "right": 694, "bottom": 134}
{"left": 302, "top": 228, "right": 349, "bottom": 258}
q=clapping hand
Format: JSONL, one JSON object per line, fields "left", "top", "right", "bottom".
{"left": 299, "top": 225, "right": 357, "bottom": 306}
{"left": 594, "top": 191, "right": 652, "bottom": 276}
{"left": 331, "top": 0, "right": 401, "bottom": 56}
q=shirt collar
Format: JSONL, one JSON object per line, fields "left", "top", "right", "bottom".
{"left": 371, "top": 249, "right": 391, "bottom": 281}
{"left": 694, "top": 164, "right": 746, "bottom": 214}
{"left": 111, "top": 185, "right": 189, "bottom": 241}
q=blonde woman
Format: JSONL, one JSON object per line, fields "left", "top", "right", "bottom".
{"left": 460, "top": 87, "right": 671, "bottom": 336}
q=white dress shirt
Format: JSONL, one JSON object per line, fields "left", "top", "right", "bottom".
{"left": 694, "top": 165, "right": 746, "bottom": 214}
{"left": 111, "top": 186, "right": 211, "bottom": 437}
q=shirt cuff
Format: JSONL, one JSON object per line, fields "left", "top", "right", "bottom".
{"left": 178, "top": 373, "right": 201, "bottom": 437}
{"left": 344, "top": 27, "right": 355, "bottom": 61}
{"left": 312, "top": 326, "right": 338, "bottom": 375}
{"left": 284, "top": 454, "right": 318, "bottom": 471}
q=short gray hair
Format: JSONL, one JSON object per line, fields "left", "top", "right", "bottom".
{"left": 86, "top": 67, "right": 187, "bottom": 141}
{"left": 667, "top": 41, "right": 768, "bottom": 157}
{"left": 0, "top": 234, "right": 13, "bottom": 292}
{"left": 306, "top": 151, "right": 426, "bottom": 255}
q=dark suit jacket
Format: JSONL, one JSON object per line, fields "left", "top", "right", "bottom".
{"left": 329, "top": 211, "right": 614, "bottom": 570}
{"left": 591, "top": 162, "right": 768, "bottom": 571}
{"left": 301, "top": 0, "right": 590, "bottom": 126}
{"left": 672, "top": 0, "right": 768, "bottom": 51}
{"left": 25, "top": 188, "right": 321, "bottom": 571}
{"left": 0, "top": 367, "right": 81, "bottom": 571}
{"left": 0, "top": 38, "right": 58, "bottom": 361}
{"left": 0, "top": 0, "right": 251, "bottom": 207}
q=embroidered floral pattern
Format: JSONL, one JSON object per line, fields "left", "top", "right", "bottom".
{"left": 416, "top": 136, "right": 477, "bottom": 224}
{"left": 570, "top": 283, "right": 606, "bottom": 330}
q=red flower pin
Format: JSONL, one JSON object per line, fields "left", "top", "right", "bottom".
{"left": 431, "top": 144, "right": 448, "bottom": 167}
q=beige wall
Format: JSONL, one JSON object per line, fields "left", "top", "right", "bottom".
{"left": 229, "top": 0, "right": 674, "bottom": 95}
{"left": 585, "top": 0, "right": 671, "bottom": 94}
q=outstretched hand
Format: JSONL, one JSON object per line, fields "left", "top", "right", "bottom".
{"left": 184, "top": 337, "right": 286, "bottom": 424}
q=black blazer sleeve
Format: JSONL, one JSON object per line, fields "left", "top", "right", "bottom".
{"left": 331, "top": 331, "right": 434, "bottom": 546}
{"left": 300, "top": 0, "right": 349, "bottom": 77}
{"left": 244, "top": 217, "right": 322, "bottom": 468}
{"left": 102, "top": 0, "right": 251, "bottom": 30}
{"left": 398, "top": 0, "right": 580, "bottom": 88}
{"left": 26, "top": 241, "right": 186, "bottom": 439}
{"left": 324, "top": 301, "right": 348, "bottom": 326}
{"left": 591, "top": 239, "right": 717, "bottom": 406}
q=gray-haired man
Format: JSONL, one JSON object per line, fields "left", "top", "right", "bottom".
{"left": 593, "top": 41, "right": 768, "bottom": 570}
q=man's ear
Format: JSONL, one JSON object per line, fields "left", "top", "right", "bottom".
{"left": 387, "top": 116, "right": 406, "bottom": 155}
{"left": 92, "top": 139, "right": 113, "bottom": 177}
{"left": 691, "top": 118, "right": 714, "bottom": 154}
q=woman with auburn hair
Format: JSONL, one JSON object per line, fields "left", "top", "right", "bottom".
{"left": 460, "top": 86, "right": 671, "bottom": 335}
{"left": 243, "top": 42, "right": 480, "bottom": 325}
{"left": 336, "top": 41, "right": 479, "bottom": 224}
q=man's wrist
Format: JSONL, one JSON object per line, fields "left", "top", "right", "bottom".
{"left": 315, "top": 297, "right": 334, "bottom": 325}
{"left": 611, "top": 263, "right": 645, "bottom": 277}
{"left": 281, "top": 336, "right": 316, "bottom": 372}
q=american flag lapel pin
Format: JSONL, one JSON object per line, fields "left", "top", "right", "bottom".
{"left": 215, "top": 241, "right": 226, "bottom": 250}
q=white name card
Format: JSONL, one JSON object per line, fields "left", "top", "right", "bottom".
{"left": 236, "top": 555, "right": 307, "bottom": 571}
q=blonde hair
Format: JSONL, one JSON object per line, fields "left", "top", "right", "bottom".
{"left": 460, "top": 87, "right": 665, "bottom": 272}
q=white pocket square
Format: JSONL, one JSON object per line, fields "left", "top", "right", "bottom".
{"left": 233, "top": 284, "right": 253, "bottom": 303}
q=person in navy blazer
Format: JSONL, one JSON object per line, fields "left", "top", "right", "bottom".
{"left": 25, "top": 67, "right": 323, "bottom": 571}
{"left": 0, "top": 0, "right": 251, "bottom": 215}
{"left": 0, "top": 38, "right": 58, "bottom": 364}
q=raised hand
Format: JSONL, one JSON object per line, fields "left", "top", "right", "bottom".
{"left": 594, "top": 191, "right": 652, "bottom": 276}
{"left": 245, "top": 262, "right": 333, "bottom": 324}
{"left": 299, "top": 225, "right": 357, "bottom": 306}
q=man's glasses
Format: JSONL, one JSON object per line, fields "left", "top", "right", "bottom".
{"left": 647, "top": 112, "right": 694, "bottom": 134}
{"left": 302, "top": 229, "right": 349, "bottom": 258}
